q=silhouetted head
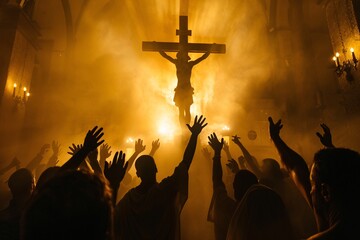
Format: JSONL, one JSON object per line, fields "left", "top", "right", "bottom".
{"left": 21, "top": 170, "right": 113, "bottom": 240}
{"left": 176, "top": 51, "right": 190, "bottom": 61}
{"left": 135, "top": 155, "right": 157, "bottom": 181}
{"left": 8, "top": 168, "right": 34, "bottom": 200}
{"left": 261, "top": 158, "right": 283, "bottom": 180}
{"left": 36, "top": 166, "right": 60, "bottom": 189}
{"left": 227, "top": 184, "right": 294, "bottom": 240}
{"left": 310, "top": 148, "right": 360, "bottom": 228}
{"left": 233, "top": 170, "right": 258, "bottom": 202}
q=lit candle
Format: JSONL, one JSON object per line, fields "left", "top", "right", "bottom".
{"left": 350, "top": 48, "right": 357, "bottom": 63}
{"left": 332, "top": 56, "right": 338, "bottom": 67}
{"left": 13, "top": 83, "right": 17, "bottom": 97}
{"left": 23, "top": 87, "right": 27, "bottom": 100}
{"left": 26, "top": 92, "right": 30, "bottom": 101}
{"left": 335, "top": 52, "right": 340, "bottom": 67}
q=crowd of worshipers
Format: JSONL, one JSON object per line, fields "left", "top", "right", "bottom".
{"left": 0, "top": 115, "right": 359, "bottom": 240}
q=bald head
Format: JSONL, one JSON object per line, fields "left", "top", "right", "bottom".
{"left": 135, "top": 155, "right": 157, "bottom": 180}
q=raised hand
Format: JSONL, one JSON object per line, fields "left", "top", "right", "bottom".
{"left": 208, "top": 133, "right": 224, "bottom": 153}
{"left": 67, "top": 144, "right": 83, "bottom": 155}
{"left": 223, "top": 141, "right": 230, "bottom": 153}
{"left": 268, "top": 117, "right": 283, "bottom": 139}
{"left": 51, "top": 141, "right": 61, "bottom": 155}
{"left": 10, "top": 157, "right": 20, "bottom": 168}
{"left": 151, "top": 139, "right": 160, "bottom": 152}
{"left": 134, "top": 139, "right": 146, "bottom": 154}
{"left": 40, "top": 144, "right": 51, "bottom": 155}
{"left": 149, "top": 139, "right": 160, "bottom": 157}
{"left": 83, "top": 126, "right": 104, "bottom": 152}
{"left": 231, "top": 135, "right": 241, "bottom": 145}
{"left": 226, "top": 159, "right": 240, "bottom": 174}
{"left": 201, "top": 147, "right": 212, "bottom": 161}
{"left": 100, "top": 143, "right": 112, "bottom": 160}
{"left": 186, "top": 115, "right": 208, "bottom": 135}
{"left": 316, "top": 123, "right": 335, "bottom": 148}
{"left": 104, "top": 151, "right": 129, "bottom": 188}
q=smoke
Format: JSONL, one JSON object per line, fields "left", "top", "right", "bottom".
{"left": 5, "top": 0, "right": 359, "bottom": 239}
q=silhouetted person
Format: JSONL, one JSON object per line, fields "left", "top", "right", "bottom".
{"left": 0, "top": 168, "right": 34, "bottom": 240}
{"left": 206, "top": 133, "right": 258, "bottom": 240}
{"left": 269, "top": 117, "right": 360, "bottom": 239}
{"left": 232, "top": 134, "right": 316, "bottom": 238}
{"left": 115, "top": 115, "right": 207, "bottom": 240}
{"left": 227, "top": 184, "right": 294, "bottom": 240}
{"left": 21, "top": 170, "right": 113, "bottom": 240}
{"left": 159, "top": 50, "right": 210, "bottom": 126}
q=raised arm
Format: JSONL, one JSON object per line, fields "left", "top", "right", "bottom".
{"left": 126, "top": 139, "right": 146, "bottom": 171}
{"left": 223, "top": 141, "right": 240, "bottom": 174}
{"left": 232, "top": 135, "right": 262, "bottom": 177}
{"left": 192, "top": 51, "right": 210, "bottom": 65}
{"left": 180, "top": 115, "right": 208, "bottom": 170}
{"left": 104, "top": 151, "right": 128, "bottom": 205}
{"left": 149, "top": 139, "right": 160, "bottom": 157}
{"left": 159, "top": 51, "right": 176, "bottom": 64}
{"left": 26, "top": 144, "right": 50, "bottom": 172}
{"left": 0, "top": 157, "right": 20, "bottom": 176}
{"left": 208, "top": 133, "right": 224, "bottom": 188}
{"left": 99, "top": 143, "right": 112, "bottom": 170}
{"left": 61, "top": 126, "right": 104, "bottom": 171}
{"left": 268, "top": 117, "right": 312, "bottom": 207}
{"left": 316, "top": 123, "right": 335, "bottom": 148}
{"left": 46, "top": 141, "right": 60, "bottom": 168}
{"left": 87, "top": 148, "right": 103, "bottom": 175}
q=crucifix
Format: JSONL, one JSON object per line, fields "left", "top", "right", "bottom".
{"left": 142, "top": 0, "right": 226, "bottom": 128}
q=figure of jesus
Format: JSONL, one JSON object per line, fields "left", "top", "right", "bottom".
{"left": 159, "top": 50, "right": 210, "bottom": 126}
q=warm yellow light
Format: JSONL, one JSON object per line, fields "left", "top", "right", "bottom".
{"left": 222, "top": 125, "right": 230, "bottom": 131}
{"left": 350, "top": 48, "right": 355, "bottom": 53}
{"left": 13, "top": 83, "right": 17, "bottom": 88}
{"left": 26, "top": 92, "right": 30, "bottom": 97}
{"left": 335, "top": 52, "right": 340, "bottom": 57}
{"left": 332, "top": 56, "right": 337, "bottom": 61}
{"left": 158, "top": 123, "right": 171, "bottom": 135}
{"left": 157, "top": 118, "right": 177, "bottom": 138}
{"left": 23, "top": 87, "right": 27, "bottom": 92}
{"left": 126, "top": 137, "right": 134, "bottom": 144}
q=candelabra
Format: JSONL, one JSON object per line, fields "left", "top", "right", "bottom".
{"left": 12, "top": 83, "right": 30, "bottom": 106}
{"left": 332, "top": 48, "right": 358, "bottom": 82}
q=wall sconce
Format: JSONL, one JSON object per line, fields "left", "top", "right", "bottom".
{"left": 332, "top": 48, "right": 358, "bottom": 82}
{"left": 12, "top": 83, "right": 30, "bottom": 105}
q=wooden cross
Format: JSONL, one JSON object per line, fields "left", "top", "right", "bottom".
{"left": 142, "top": 1, "right": 226, "bottom": 128}
{"left": 142, "top": 15, "right": 226, "bottom": 54}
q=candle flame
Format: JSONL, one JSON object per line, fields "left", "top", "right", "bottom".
{"left": 335, "top": 52, "right": 340, "bottom": 57}
{"left": 26, "top": 92, "right": 30, "bottom": 97}
{"left": 332, "top": 56, "right": 337, "bottom": 61}
{"left": 14, "top": 83, "right": 17, "bottom": 88}
{"left": 350, "top": 48, "right": 354, "bottom": 53}
{"left": 23, "top": 87, "right": 27, "bottom": 92}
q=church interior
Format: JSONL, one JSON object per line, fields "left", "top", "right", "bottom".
{"left": 1, "top": 0, "right": 360, "bottom": 239}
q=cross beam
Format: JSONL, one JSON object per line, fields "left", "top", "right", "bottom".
{"left": 142, "top": 16, "right": 226, "bottom": 54}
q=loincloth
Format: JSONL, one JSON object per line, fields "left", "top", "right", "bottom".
{"left": 173, "top": 86, "right": 194, "bottom": 107}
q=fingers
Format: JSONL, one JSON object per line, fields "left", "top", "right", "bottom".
{"left": 268, "top": 117, "right": 274, "bottom": 125}
{"left": 113, "top": 151, "right": 119, "bottom": 164}
{"left": 316, "top": 132, "right": 322, "bottom": 139}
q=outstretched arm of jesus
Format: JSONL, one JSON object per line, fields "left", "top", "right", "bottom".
{"left": 192, "top": 51, "right": 210, "bottom": 65}
{"left": 180, "top": 115, "right": 208, "bottom": 170}
{"left": 159, "top": 51, "right": 176, "bottom": 64}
